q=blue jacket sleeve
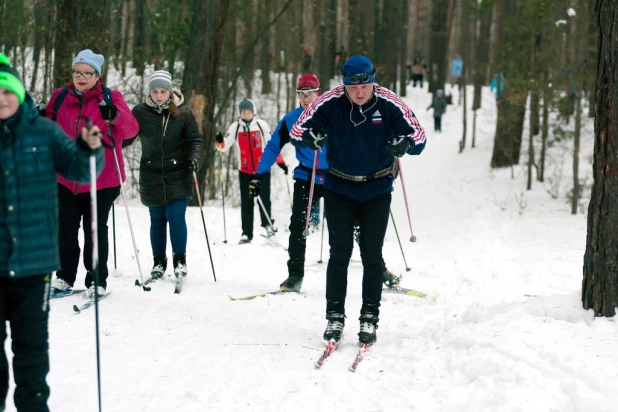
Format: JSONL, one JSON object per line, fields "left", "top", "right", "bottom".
{"left": 289, "top": 91, "right": 336, "bottom": 148}
{"left": 256, "top": 118, "right": 287, "bottom": 175}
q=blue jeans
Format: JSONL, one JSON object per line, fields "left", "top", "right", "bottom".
{"left": 148, "top": 199, "right": 189, "bottom": 257}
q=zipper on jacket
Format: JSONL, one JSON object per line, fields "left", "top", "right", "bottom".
{"left": 72, "top": 98, "right": 84, "bottom": 195}
{"left": 160, "top": 114, "right": 167, "bottom": 203}
{"left": 245, "top": 123, "right": 257, "bottom": 175}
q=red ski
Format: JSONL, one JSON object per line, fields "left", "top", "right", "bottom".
{"left": 315, "top": 339, "right": 339, "bottom": 368}
{"left": 349, "top": 343, "right": 371, "bottom": 372}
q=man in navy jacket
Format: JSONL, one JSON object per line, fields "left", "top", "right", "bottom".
{"left": 290, "top": 55, "right": 426, "bottom": 345}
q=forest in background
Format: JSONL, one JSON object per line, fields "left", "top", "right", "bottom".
{"left": 2, "top": 0, "right": 618, "bottom": 317}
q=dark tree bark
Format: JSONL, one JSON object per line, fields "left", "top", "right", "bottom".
{"left": 582, "top": 0, "right": 618, "bottom": 317}
{"left": 472, "top": 0, "right": 492, "bottom": 113}
{"left": 259, "top": 0, "right": 272, "bottom": 95}
{"left": 399, "top": 0, "right": 409, "bottom": 97}
{"left": 428, "top": 0, "right": 449, "bottom": 93}
{"left": 490, "top": 0, "right": 527, "bottom": 168}
{"left": 183, "top": 0, "right": 231, "bottom": 206}
{"left": 348, "top": 0, "right": 373, "bottom": 55}
{"left": 53, "top": 0, "right": 77, "bottom": 88}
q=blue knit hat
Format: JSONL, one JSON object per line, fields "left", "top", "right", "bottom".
{"left": 72, "top": 49, "right": 105, "bottom": 76}
{"left": 239, "top": 98, "right": 256, "bottom": 115}
{"left": 342, "top": 55, "right": 375, "bottom": 85}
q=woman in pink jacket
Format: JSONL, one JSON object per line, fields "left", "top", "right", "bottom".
{"left": 45, "top": 49, "right": 139, "bottom": 297}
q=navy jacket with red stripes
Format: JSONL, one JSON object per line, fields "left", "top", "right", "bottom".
{"left": 290, "top": 84, "right": 426, "bottom": 202}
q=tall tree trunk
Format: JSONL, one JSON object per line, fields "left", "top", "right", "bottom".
{"left": 348, "top": 0, "right": 373, "bottom": 55}
{"left": 428, "top": 0, "right": 450, "bottom": 93}
{"left": 539, "top": 81, "right": 549, "bottom": 182}
{"left": 472, "top": 0, "right": 492, "bottom": 113}
{"left": 53, "top": 0, "right": 77, "bottom": 88}
{"left": 582, "top": 0, "right": 618, "bottom": 317}
{"left": 399, "top": 0, "right": 409, "bottom": 97}
{"left": 183, "top": 0, "right": 231, "bottom": 207}
{"left": 259, "top": 0, "right": 272, "bottom": 95}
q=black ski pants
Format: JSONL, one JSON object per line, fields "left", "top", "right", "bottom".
{"left": 0, "top": 275, "right": 50, "bottom": 412}
{"left": 324, "top": 190, "right": 391, "bottom": 325}
{"left": 239, "top": 172, "right": 271, "bottom": 240}
{"left": 56, "top": 184, "right": 120, "bottom": 289}
{"left": 287, "top": 178, "right": 324, "bottom": 277}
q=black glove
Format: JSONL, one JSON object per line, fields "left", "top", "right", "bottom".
{"left": 302, "top": 128, "right": 327, "bottom": 151}
{"left": 249, "top": 179, "right": 262, "bottom": 197}
{"left": 190, "top": 158, "right": 200, "bottom": 172}
{"left": 215, "top": 132, "right": 224, "bottom": 144}
{"left": 386, "top": 135, "right": 412, "bottom": 157}
{"left": 277, "top": 162, "right": 288, "bottom": 175}
{"left": 37, "top": 101, "right": 47, "bottom": 117}
{"left": 99, "top": 103, "right": 118, "bottom": 121}
{"left": 383, "top": 268, "right": 400, "bottom": 288}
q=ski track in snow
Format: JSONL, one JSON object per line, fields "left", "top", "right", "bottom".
{"left": 4, "top": 85, "right": 618, "bottom": 412}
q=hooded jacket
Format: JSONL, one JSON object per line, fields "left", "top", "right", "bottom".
{"left": 46, "top": 80, "right": 139, "bottom": 193}
{"left": 0, "top": 94, "right": 103, "bottom": 278}
{"left": 219, "top": 116, "right": 273, "bottom": 175}
{"left": 129, "top": 89, "right": 203, "bottom": 207}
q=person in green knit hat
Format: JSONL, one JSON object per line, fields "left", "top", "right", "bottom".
{"left": 0, "top": 53, "right": 104, "bottom": 412}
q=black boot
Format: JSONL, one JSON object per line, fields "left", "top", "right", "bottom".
{"left": 280, "top": 275, "right": 303, "bottom": 292}
{"left": 173, "top": 253, "right": 187, "bottom": 277}
{"left": 358, "top": 321, "right": 377, "bottom": 344}
{"left": 151, "top": 256, "right": 167, "bottom": 280}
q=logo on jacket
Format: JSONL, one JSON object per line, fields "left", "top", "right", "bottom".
{"left": 372, "top": 109, "right": 382, "bottom": 125}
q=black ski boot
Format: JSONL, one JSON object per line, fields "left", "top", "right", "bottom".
{"left": 280, "top": 275, "right": 303, "bottom": 292}
{"left": 358, "top": 321, "right": 377, "bottom": 344}
{"left": 151, "top": 256, "right": 167, "bottom": 280}
{"left": 173, "top": 253, "right": 187, "bottom": 277}
{"left": 323, "top": 320, "right": 344, "bottom": 342}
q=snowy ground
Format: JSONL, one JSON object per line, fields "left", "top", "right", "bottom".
{"left": 5, "top": 82, "right": 617, "bottom": 412}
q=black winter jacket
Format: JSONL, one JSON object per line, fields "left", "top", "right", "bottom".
{"left": 129, "top": 90, "right": 203, "bottom": 207}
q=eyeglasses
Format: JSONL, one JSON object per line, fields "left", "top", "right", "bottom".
{"left": 343, "top": 73, "right": 373, "bottom": 84}
{"left": 297, "top": 90, "right": 318, "bottom": 99}
{"left": 72, "top": 70, "right": 96, "bottom": 79}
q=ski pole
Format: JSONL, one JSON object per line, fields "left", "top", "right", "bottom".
{"left": 318, "top": 197, "right": 326, "bottom": 264}
{"left": 193, "top": 171, "right": 217, "bottom": 282}
{"left": 303, "top": 150, "right": 318, "bottom": 237}
{"left": 285, "top": 174, "right": 293, "bottom": 211}
{"left": 112, "top": 203, "right": 116, "bottom": 269}
{"left": 218, "top": 150, "right": 227, "bottom": 244}
{"left": 396, "top": 158, "right": 417, "bottom": 242}
{"left": 256, "top": 195, "right": 278, "bottom": 232}
{"left": 389, "top": 209, "right": 410, "bottom": 271}
{"left": 84, "top": 118, "right": 103, "bottom": 412}
{"left": 99, "top": 102, "right": 149, "bottom": 291}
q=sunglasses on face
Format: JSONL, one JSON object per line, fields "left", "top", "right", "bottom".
{"left": 343, "top": 73, "right": 373, "bottom": 84}
{"left": 72, "top": 70, "right": 96, "bottom": 79}
{"left": 297, "top": 90, "right": 318, "bottom": 99}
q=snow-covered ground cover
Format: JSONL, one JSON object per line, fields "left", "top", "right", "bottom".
{"left": 4, "top": 72, "right": 616, "bottom": 411}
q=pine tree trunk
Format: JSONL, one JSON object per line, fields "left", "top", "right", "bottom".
{"left": 472, "top": 0, "right": 492, "bottom": 113}
{"left": 582, "top": 0, "right": 618, "bottom": 317}
{"left": 183, "top": 0, "right": 231, "bottom": 207}
{"left": 428, "top": 0, "right": 449, "bottom": 93}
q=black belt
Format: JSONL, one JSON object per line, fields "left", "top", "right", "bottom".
{"left": 297, "top": 164, "right": 329, "bottom": 175}
{"left": 329, "top": 166, "right": 393, "bottom": 182}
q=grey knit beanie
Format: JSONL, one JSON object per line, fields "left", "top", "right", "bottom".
{"left": 149, "top": 70, "right": 173, "bottom": 94}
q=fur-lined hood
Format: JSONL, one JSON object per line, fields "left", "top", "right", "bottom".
{"left": 145, "top": 88, "right": 184, "bottom": 108}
